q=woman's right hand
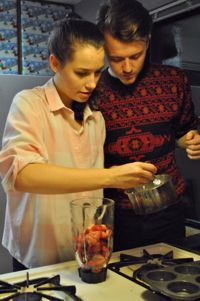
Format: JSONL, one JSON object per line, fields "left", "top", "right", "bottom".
{"left": 108, "top": 162, "right": 157, "bottom": 189}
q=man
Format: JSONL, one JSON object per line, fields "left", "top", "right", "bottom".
{"left": 94, "top": 0, "right": 200, "bottom": 251}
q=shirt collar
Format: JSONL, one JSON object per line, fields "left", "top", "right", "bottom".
{"left": 44, "top": 78, "right": 93, "bottom": 120}
{"left": 44, "top": 78, "right": 66, "bottom": 112}
{"left": 108, "top": 67, "right": 118, "bottom": 78}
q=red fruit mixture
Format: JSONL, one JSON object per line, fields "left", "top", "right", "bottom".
{"left": 75, "top": 224, "right": 113, "bottom": 273}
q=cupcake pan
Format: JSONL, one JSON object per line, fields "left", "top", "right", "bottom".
{"left": 141, "top": 262, "right": 200, "bottom": 300}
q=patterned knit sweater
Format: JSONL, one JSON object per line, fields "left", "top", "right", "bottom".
{"left": 94, "top": 64, "right": 198, "bottom": 209}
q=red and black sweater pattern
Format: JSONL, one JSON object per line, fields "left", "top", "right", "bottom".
{"left": 94, "top": 64, "right": 198, "bottom": 209}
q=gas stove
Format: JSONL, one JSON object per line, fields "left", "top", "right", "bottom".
{"left": 1, "top": 243, "right": 200, "bottom": 301}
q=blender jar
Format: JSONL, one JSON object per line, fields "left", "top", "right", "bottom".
{"left": 70, "top": 197, "right": 114, "bottom": 283}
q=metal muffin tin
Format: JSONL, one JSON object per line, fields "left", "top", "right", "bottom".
{"left": 141, "top": 261, "right": 200, "bottom": 300}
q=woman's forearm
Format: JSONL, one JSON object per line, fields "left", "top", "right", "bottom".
{"left": 15, "top": 163, "right": 112, "bottom": 194}
{"left": 14, "top": 161, "right": 157, "bottom": 194}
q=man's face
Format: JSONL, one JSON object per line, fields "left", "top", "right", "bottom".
{"left": 104, "top": 32, "right": 149, "bottom": 85}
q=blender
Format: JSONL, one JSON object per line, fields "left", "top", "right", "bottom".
{"left": 70, "top": 197, "right": 114, "bottom": 283}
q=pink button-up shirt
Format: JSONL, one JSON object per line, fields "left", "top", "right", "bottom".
{"left": 0, "top": 79, "right": 105, "bottom": 268}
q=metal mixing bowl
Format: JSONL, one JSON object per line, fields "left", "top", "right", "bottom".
{"left": 125, "top": 174, "right": 178, "bottom": 215}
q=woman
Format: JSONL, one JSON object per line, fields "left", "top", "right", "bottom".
{"left": 0, "top": 19, "right": 156, "bottom": 271}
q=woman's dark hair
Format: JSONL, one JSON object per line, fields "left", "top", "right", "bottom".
{"left": 97, "top": 0, "right": 153, "bottom": 41}
{"left": 48, "top": 18, "right": 105, "bottom": 65}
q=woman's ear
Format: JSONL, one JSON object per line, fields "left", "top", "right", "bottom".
{"left": 49, "top": 54, "right": 59, "bottom": 73}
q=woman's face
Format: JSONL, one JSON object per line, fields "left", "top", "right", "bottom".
{"left": 51, "top": 44, "right": 105, "bottom": 107}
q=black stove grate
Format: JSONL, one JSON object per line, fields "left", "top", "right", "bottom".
{"left": 108, "top": 248, "right": 200, "bottom": 301}
{"left": 108, "top": 248, "right": 194, "bottom": 286}
{"left": 0, "top": 272, "right": 83, "bottom": 301}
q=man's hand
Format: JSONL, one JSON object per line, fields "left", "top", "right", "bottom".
{"left": 185, "top": 130, "right": 200, "bottom": 159}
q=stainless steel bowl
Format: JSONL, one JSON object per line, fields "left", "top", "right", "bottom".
{"left": 125, "top": 174, "right": 178, "bottom": 215}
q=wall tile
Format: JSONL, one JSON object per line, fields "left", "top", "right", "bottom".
{"left": 0, "top": 0, "right": 18, "bottom": 74}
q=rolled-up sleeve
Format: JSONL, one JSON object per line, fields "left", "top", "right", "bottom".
{"left": 0, "top": 91, "right": 48, "bottom": 192}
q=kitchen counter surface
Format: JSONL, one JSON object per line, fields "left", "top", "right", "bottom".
{"left": 1, "top": 243, "right": 200, "bottom": 301}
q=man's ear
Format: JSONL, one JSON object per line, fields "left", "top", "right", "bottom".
{"left": 49, "top": 54, "right": 59, "bottom": 73}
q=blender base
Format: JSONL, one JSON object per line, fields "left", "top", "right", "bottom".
{"left": 78, "top": 267, "right": 107, "bottom": 283}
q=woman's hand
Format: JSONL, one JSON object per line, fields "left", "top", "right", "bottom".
{"left": 108, "top": 162, "right": 157, "bottom": 189}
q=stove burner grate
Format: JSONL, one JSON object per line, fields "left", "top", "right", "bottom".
{"left": 0, "top": 272, "right": 83, "bottom": 301}
{"left": 108, "top": 248, "right": 194, "bottom": 285}
{"left": 108, "top": 247, "right": 200, "bottom": 300}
